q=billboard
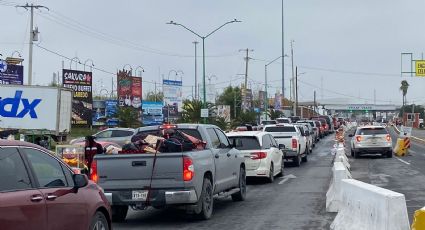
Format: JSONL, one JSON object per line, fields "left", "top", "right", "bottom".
{"left": 274, "top": 93, "right": 282, "bottom": 110}
{"left": 62, "top": 69, "right": 93, "bottom": 126}
{"left": 105, "top": 100, "right": 119, "bottom": 126}
{"left": 216, "top": 105, "right": 231, "bottom": 122}
{"left": 242, "top": 89, "right": 253, "bottom": 111}
{"left": 142, "top": 101, "right": 164, "bottom": 126}
{"left": 117, "top": 71, "right": 142, "bottom": 108}
{"left": 163, "top": 79, "right": 183, "bottom": 112}
{"left": 0, "top": 61, "right": 24, "bottom": 85}
{"left": 259, "top": 90, "right": 266, "bottom": 109}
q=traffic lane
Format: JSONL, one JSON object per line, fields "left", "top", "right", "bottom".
{"left": 347, "top": 127, "right": 425, "bottom": 223}
{"left": 113, "top": 134, "right": 337, "bottom": 230}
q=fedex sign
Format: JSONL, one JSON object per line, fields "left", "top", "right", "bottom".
{"left": 0, "top": 91, "right": 41, "bottom": 118}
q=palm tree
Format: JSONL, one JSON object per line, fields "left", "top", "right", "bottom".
{"left": 400, "top": 80, "right": 409, "bottom": 107}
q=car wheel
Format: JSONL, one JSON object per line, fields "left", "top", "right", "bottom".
{"left": 276, "top": 160, "right": 284, "bottom": 177}
{"left": 302, "top": 154, "right": 308, "bottom": 162}
{"left": 111, "top": 205, "right": 128, "bottom": 222}
{"left": 353, "top": 150, "right": 359, "bottom": 159}
{"left": 268, "top": 163, "right": 274, "bottom": 183}
{"left": 232, "top": 167, "right": 247, "bottom": 201}
{"left": 195, "top": 178, "right": 214, "bottom": 219}
{"left": 90, "top": 211, "right": 109, "bottom": 230}
{"left": 387, "top": 151, "right": 393, "bottom": 158}
{"left": 294, "top": 154, "right": 301, "bottom": 167}
{"left": 350, "top": 148, "right": 354, "bottom": 157}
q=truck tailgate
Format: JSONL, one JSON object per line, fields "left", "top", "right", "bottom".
{"left": 96, "top": 153, "right": 184, "bottom": 190}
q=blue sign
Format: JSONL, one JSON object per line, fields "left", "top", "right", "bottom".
{"left": 105, "top": 100, "right": 118, "bottom": 117}
{"left": 0, "top": 90, "right": 41, "bottom": 118}
{"left": 0, "top": 64, "right": 24, "bottom": 85}
{"left": 142, "top": 101, "right": 164, "bottom": 126}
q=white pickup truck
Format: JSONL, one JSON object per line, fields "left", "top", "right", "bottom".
{"left": 263, "top": 124, "right": 308, "bottom": 166}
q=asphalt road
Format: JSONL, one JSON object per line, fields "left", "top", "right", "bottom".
{"left": 113, "top": 135, "right": 337, "bottom": 230}
{"left": 347, "top": 125, "right": 425, "bottom": 223}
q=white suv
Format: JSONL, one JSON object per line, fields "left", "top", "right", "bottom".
{"left": 349, "top": 125, "right": 393, "bottom": 158}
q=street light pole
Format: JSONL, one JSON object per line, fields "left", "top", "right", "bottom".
{"left": 265, "top": 55, "right": 286, "bottom": 120}
{"left": 167, "top": 19, "right": 241, "bottom": 123}
{"left": 193, "top": 41, "right": 199, "bottom": 100}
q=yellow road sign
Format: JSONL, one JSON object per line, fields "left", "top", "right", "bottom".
{"left": 415, "top": 60, "right": 425, "bottom": 76}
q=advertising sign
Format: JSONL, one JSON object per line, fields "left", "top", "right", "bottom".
{"left": 163, "top": 79, "right": 183, "bottom": 112}
{"left": 274, "top": 93, "right": 282, "bottom": 110}
{"left": 62, "top": 69, "right": 93, "bottom": 126}
{"left": 0, "top": 86, "right": 60, "bottom": 130}
{"left": 117, "top": 71, "right": 142, "bottom": 108}
{"left": 416, "top": 60, "right": 425, "bottom": 77}
{"left": 259, "top": 91, "right": 266, "bottom": 109}
{"left": 0, "top": 62, "right": 24, "bottom": 85}
{"left": 105, "top": 100, "right": 119, "bottom": 126}
{"left": 142, "top": 101, "right": 164, "bottom": 126}
{"left": 216, "top": 105, "right": 231, "bottom": 122}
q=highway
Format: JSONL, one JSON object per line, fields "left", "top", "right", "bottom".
{"left": 347, "top": 125, "right": 425, "bottom": 223}
{"left": 113, "top": 134, "right": 337, "bottom": 230}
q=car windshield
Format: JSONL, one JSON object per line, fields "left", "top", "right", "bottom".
{"left": 264, "top": 126, "right": 296, "bottom": 132}
{"left": 356, "top": 128, "right": 388, "bottom": 135}
{"left": 228, "top": 136, "right": 261, "bottom": 150}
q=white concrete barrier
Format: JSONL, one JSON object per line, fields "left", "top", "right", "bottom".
{"left": 326, "top": 162, "right": 352, "bottom": 212}
{"left": 334, "top": 145, "right": 350, "bottom": 170}
{"left": 331, "top": 179, "right": 410, "bottom": 230}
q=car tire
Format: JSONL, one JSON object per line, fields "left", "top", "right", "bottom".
{"left": 350, "top": 148, "right": 354, "bottom": 157}
{"left": 387, "top": 151, "right": 393, "bottom": 158}
{"left": 302, "top": 154, "right": 308, "bottom": 162}
{"left": 353, "top": 151, "right": 359, "bottom": 159}
{"left": 195, "top": 178, "right": 214, "bottom": 219}
{"left": 111, "top": 205, "right": 128, "bottom": 222}
{"left": 232, "top": 167, "right": 247, "bottom": 202}
{"left": 294, "top": 154, "right": 301, "bottom": 167}
{"left": 268, "top": 163, "right": 274, "bottom": 183}
{"left": 90, "top": 211, "right": 109, "bottom": 230}
{"left": 276, "top": 161, "right": 284, "bottom": 177}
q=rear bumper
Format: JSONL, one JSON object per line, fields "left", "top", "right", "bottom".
{"left": 283, "top": 150, "right": 298, "bottom": 158}
{"left": 104, "top": 188, "right": 198, "bottom": 207}
{"left": 353, "top": 147, "right": 392, "bottom": 153}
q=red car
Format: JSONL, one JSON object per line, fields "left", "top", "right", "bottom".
{"left": 0, "top": 140, "right": 112, "bottom": 230}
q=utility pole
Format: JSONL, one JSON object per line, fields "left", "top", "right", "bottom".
{"left": 281, "top": 0, "right": 285, "bottom": 99}
{"left": 193, "top": 41, "right": 199, "bottom": 100}
{"left": 290, "top": 40, "right": 295, "bottom": 103}
{"left": 294, "top": 66, "right": 298, "bottom": 116}
{"left": 17, "top": 3, "right": 49, "bottom": 85}
{"left": 314, "top": 90, "right": 317, "bottom": 114}
{"left": 239, "top": 48, "right": 253, "bottom": 111}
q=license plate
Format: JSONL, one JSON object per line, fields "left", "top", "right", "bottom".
{"left": 132, "top": 190, "right": 148, "bottom": 201}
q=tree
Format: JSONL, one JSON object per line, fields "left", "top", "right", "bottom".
{"left": 180, "top": 99, "right": 204, "bottom": 123}
{"left": 269, "top": 109, "right": 283, "bottom": 120}
{"left": 144, "top": 91, "right": 163, "bottom": 102}
{"left": 116, "top": 107, "right": 141, "bottom": 128}
{"left": 230, "top": 111, "right": 257, "bottom": 128}
{"left": 216, "top": 86, "right": 242, "bottom": 120}
{"left": 400, "top": 80, "right": 409, "bottom": 107}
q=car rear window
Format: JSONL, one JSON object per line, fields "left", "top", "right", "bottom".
{"left": 261, "top": 120, "right": 277, "bottom": 125}
{"left": 133, "top": 128, "right": 203, "bottom": 141}
{"left": 356, "top": 128, "right": 388, "bottom": 135}
{"left": 264, "top": 126, "right": 296, "bottom": 132}
{"left": 228, "top": 136, "right": 261, "bottom": 150}
{"left": 276, "top": 118, "right": 290, "bottom": 123}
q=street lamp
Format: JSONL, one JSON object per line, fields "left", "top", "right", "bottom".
{"left": 264, "top": 55, "right": 288, "bottom": 120}
{"left": 122, "top": 64, "right": 133, "bottom": 75}
{"left": 83, "top": 59, "right": 95, "bottom": 71}
{"left": 11, "top": 51, "right": 22, "bottom": 58}
{"left": 69, "top": 57, "right": 81, "bottom": 70}
{"left": 135, "top": 66, "right": 145, "bottom": 77}
{"left": 167, "top": 19, "right": 241, "bottom": 122}
{"left": 168, "top": 70, "right": 184, "bottom": 81}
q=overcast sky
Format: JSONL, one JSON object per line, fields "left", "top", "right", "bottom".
{"left": 1, "top": 0, "right": 425, "bottom": 105}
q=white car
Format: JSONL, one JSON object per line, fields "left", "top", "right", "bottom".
{"left": 349, "top": 125, "right": 393, "bottom": 158}
{"left": 276, "top": 117, "right": 292, "bottom": 124}
{"left": 295, "top": 124, "right": 313, "bottom": 154}
{"left": 227, "top": 131, "right": 284, "bottom": 183}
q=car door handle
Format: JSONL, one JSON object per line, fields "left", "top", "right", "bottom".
{"left": 30, "top": 195, "right": 44, "bottom": 202}
{"left": 46, "top": 194, "right": 58, "bottom": 201}
{"left": 227, "top": 153, "right": 231, "bottom": 157}
{"left": 215, "top": 154, "right": 219, "bottom": 159}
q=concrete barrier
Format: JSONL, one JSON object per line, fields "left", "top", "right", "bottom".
{"left": 331, "top": 179, "right": 410, "bottom": 230}
{"left": 334, "top": 145, "right": 350, "bottom": 170}
{"left": 326, "top": 162, "right": 352, "bottom": 212}
{"left": 411, "top": 207, "right": 425, "bottom": 230}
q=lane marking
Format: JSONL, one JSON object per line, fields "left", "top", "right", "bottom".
{"left": 278, "top": 174, "right": 297, "bottom": 184}
{"left": 396, "top": 157, "right": 411, "bottom": 165}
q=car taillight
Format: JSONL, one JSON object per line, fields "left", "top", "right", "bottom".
{"left": 90, "top": 160, "right": 98, "bottom": 183}
{"left": 183, "top": 157, "right": 194, "bottom": 181}
{"left": 250, "top": 152, "right": 267, "bottom": 160}
{"left": 355, "top": 136, "right": 362, "bottom": 142}
{"left": 292, "top": 139, "right": 298, "bottom": 149}
{"left": 386, "top": 134, "right": 391, "bottom": 142}
{"left": 320, "top": 127, "right": 324, "bottom": 131}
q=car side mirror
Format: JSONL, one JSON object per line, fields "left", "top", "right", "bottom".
{"left": 73, "top": 174, "right": 88, "bottom": 190}
{"left": 278, "top": 144, "right": 285, "bottom": 150}
{"left": 348, "top": 134, "right": 353, "bottom": 137}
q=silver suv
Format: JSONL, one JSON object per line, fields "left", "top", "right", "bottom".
{"left": 349, "top": 125, "right": 393, "bottom": 158}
